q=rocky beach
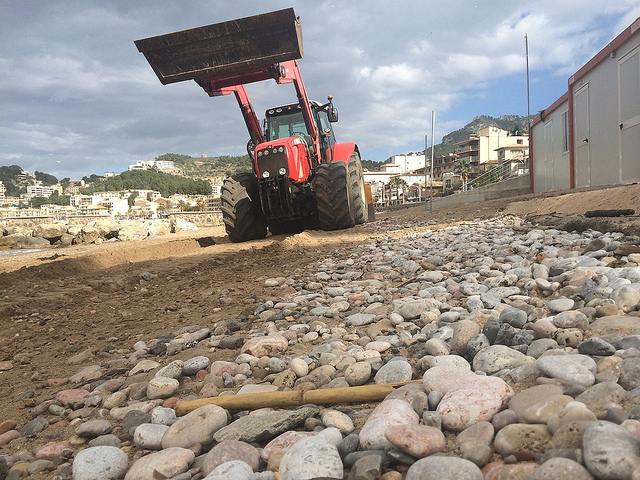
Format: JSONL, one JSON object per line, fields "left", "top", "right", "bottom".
{"left": 1, "top": 184, "right": 640, "bottom": 480}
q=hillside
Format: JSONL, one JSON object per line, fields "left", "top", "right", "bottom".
{"left": 1, "top": 114, "right": 531, "bottom": 188}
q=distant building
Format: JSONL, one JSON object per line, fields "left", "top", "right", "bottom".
{"left": 0, "top": 181, "right": 5, "bottom": 204}
{"left": 454, "top": 127, "right": 529, "bottom": 173}
{"left": 128, "top": 160, "right": 175, "bottom": 172}
{"left": 26, "top": 185, "right": 56, "bottom": 198}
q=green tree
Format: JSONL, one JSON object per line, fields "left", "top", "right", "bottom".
{"left": 456, "top": 159, "right": 472, "bottom": 191}
{"left": 128, "top": 193, "right": 137, "bottom": 207}
{"left": 389, "top": 176, "right": 409, "bottom": 203}
{"left": 35, "top": 170, "right": 58, "bottom": 185}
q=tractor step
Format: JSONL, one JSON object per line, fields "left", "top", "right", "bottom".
{"left": 134, "top": 8, "right": 303, "bottom": 85}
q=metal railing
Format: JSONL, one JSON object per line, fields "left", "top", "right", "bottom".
{"left": 464, "top": 159, "right": 529, "bottom": 191}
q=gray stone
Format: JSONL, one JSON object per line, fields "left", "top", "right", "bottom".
{"left": 373, "top": 359, "right": 412, "bottom": 384}
{"left": 619, "top": 357, "right": 640, "bottom": 390}
{"left": 162, "top": 404, "right": 228, "bottom": 448}
{"left": 499, "top": 307, "right": 528, "bottom": 328}
{"left": 124, "top": 447, "right": 195, "bottom": 479}
{"left": 577, "top": 337, "right": 616, "bottom": 356}
{"left": 536, "top": 352, "right": 596, "bottom": 387}
{"left": 279, "top": 436, "right": 343, "bottom": 480}
{"left": 530, "top": 457, "right": 593, "bottom": 480}
{"left": 547, "top": 298, "right": 575, "bottom": 313}
{"left": 214, "top": 406, "right": 318, "bottom": 443}
{"left": 508, "top": 384, "right": 563, "bottom": 422}
{"left": 575, "top": 382, "right": 627, "bottom": 418}
{"left": 75, "top": 419, "right": 113, "bottom": 438}
{"left": 527, "top": 338, "right": 559, "bottom": 358}
{"left": 72, "top": 446, "right": 128, "bottom": 480}
{"left": 583, "top": 420, "right": 640, "bottom": 480}
{"left": 405, "top": 456, "right": 483, "bottom": 480}
{"left": 133, "top": 423, "right": 169, "bottom": 450}
{"left": 348, "top": 453, "right": 383, "bottom": 480}
{"left": 472, "top": 344, "right": 526, "bottom": 375}
{"left": 202, "top": 440, "right": 260, "bottom": 474}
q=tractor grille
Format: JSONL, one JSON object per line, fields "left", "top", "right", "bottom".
{"left": 257, "top": 149, "right": 288, "bottom": 177}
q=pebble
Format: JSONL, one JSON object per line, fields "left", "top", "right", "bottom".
{"left": 4, "top": 216, "right": 640, "bottom": 480}
{"left": 72, "top": 446, "right": 128, "bottom": 480}
{"left": 161, "top": 404, "right": 227, "bottom": 449}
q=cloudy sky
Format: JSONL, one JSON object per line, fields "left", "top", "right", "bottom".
{"left": 1, "top": 1, "right": 639, "bottom": 180}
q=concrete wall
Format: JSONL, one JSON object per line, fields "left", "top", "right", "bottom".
{"left": 428, "top": 175, "right": 531, "bottom": 211}
{"left": 168, "top": 211, "right": 223, "bottom": 227}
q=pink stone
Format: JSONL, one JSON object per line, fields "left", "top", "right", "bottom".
{"left": 261, "top": 431, "right": 316, "bottom": 461}
{"left": 532, "top": 318, "right": 558, "bottom": 339}
{"left": 365, "top": 341, "right": 392, "bottom": 352}
{"left": 55, "top": 388, "right": 90, "bottom": 407}
{"left": 0, "top": 430, "right": 21, "bottom": 446}
{"left": 209, "top": 361, "right": 239, "bottom": 377}
{"left": 45, "top": 378, "right": 69, "bottom": 388}
{"left": 359, "top": 399, "right": 420, "bottom": 450}
{"left": 241, "top": 335, "right": 288, "bottom": 357}
{"left": 385, "top": 424, "right": 446, "bottom": 458}
{"left": 35, "top": 440, "right": 74, "bottom": 460}
{"left": 202, "top": 440, "right": 261, "bottom": 474}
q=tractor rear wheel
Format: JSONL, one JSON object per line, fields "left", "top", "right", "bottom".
{"left": 314, "top": 161, "right": 355, "bottom": 230}
{"left": 221, "top": 173, "right": 267, "bottom": 242}
{"left": 348, "top": 152, "right": 368, "bottom": 224}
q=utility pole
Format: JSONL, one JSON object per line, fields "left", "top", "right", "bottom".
{"left": 525, "top": 34, "right": 531, "bottom": 132}
{"left": 424, "top": 134, "right": 428, "bottom": 211}
{"left": 430, "top": 110, "right": 435, "bottom": 213}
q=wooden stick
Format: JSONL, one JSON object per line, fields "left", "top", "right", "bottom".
{"left": 585, "top": 209, "right": 635, "bottom": 217}
{"left": 174, "top": 380, "right": 422, "bottom": 416}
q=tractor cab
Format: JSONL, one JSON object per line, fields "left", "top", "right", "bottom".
{"left": 264, "top": 97, "right": 338, "bottom": 165}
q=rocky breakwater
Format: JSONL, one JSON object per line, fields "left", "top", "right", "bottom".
{"left": 1, "top": 217, "right": 640, "bottom": 479}
{"left": 0, "top": 218, "right": 198, "bottom": 249}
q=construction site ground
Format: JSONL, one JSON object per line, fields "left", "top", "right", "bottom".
{"left": 1, "top": 183, "right": 639, "bottom": 427}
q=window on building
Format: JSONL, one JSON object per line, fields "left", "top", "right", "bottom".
{"left": 562, "top": 110, "right": 570, "bottom": 153}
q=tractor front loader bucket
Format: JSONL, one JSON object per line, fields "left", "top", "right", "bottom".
{"left": 134, "top": 8, "right": 303, "bottom": 85}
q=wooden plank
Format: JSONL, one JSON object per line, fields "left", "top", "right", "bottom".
{"left": 135, "top": 8, "right": 303, "bottom": 85}
{"left": 174, "top": 380, "right": 423, "bottom": 416}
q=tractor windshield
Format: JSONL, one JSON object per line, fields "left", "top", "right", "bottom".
{"left": 266, "top": 109, "right": 309, "bottom": 143}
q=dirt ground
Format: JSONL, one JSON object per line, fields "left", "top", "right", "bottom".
{"left": 1, "top": 183, "right": 639, "bottom": 429}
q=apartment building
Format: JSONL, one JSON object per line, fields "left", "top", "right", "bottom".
{"left": 454, "top": 127, "right": 528, "bottom": 173}
{"left": 0, "top": 181, "right": 5, "bottom": 204}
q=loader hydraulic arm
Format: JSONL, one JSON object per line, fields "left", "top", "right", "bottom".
{"left": 196, "top": 60, "right": 320, "bottom": 162}
{"left": 205, "top": 84, "right": 265, "bottom": 151}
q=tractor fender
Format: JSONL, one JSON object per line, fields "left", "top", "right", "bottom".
{"left": 332, "top": 142, "right": 359, "bottom": 164}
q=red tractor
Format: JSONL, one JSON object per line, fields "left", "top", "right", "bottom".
{"left": 135, "top": 8, "right": 368, "bottom": 242}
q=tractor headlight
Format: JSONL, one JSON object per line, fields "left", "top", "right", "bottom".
{"left": 262, "top": 171, "right": 270, "bottom": 178}
{"left": 279, "top": 167, "right": 287, "bottom": 175}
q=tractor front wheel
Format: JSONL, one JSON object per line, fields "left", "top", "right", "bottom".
{"left": 221, "top": 173, "right": 267, "bottom": 242}
{"left": 314, "top": 161, "right": 355, "bottom": 231}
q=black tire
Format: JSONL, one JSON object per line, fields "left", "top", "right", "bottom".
{"left": 220, "top": 173, "right": 267, "bottom": 242}
{"left": 348, "top": 152, "right": 369, "bottom": 224}
{"left": 314, "top": 161, "right": 355, "bottom": 230}
{"left": 268, "top": 218, "right": 304, "bottom": 236}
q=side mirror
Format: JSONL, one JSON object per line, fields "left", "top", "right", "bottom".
{"left": 328, "top": 108, "right": 338, "bottom": 123}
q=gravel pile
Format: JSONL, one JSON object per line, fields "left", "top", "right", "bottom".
{"left": 1, "top": 215, "right": 640, "bottom": 480}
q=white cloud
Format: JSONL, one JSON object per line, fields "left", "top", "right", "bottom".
{"left": 1, "top": 0, "right": 638, "bottom": 176}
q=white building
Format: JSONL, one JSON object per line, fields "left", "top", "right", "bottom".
{"left": 382, "top": 154, "right": 426, "bottom": 173}
{"left": 0, "top": 181, "right": 5, "bottom": 204}
{"left": 531, "top": 16, "right": 639, "bottom": 192}
{"left": 26, "top": 185, "right": 56, "bottom": 198}
{"left": 128, "top": 160, "right": 175, "bottom": 172}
